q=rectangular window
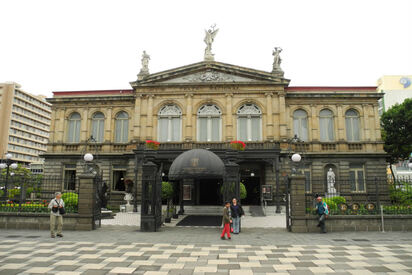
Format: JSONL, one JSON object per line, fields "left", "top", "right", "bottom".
{"left": 113, "top": 170, "right": 126, "bottom": 191}
{"left": 303, "top": 165, "right": 311, "bottom": 193}
{"left": 198, "top": 117, "right": 208, "bottom": 141}
{"left": 63, "top": 165, "right": 76, "bottom": 190}
{"left": 238, "top": 117, "right": 247, "bottom": 141}
{"left": 349, "top": 164, "right": 365, "bottom": 192}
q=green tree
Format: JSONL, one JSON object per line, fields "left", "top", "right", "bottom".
{"left": 381, "top": 98, "right": 412, "bottom": 179}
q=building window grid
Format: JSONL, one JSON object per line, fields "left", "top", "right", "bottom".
{"left": 13, "top": 92, "right": 51, "bottom": 115}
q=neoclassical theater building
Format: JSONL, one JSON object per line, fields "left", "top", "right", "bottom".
{"left": 43, "top": 41, "right": 387, "bottom": 206}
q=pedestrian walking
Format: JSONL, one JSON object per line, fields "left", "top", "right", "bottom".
{"left": 48, "top": 192, "right": 65, "bottom": 238}
{"left": 230, "top": 197, "right": 244, "bottom": 234}
{"left": 315, "top": 196, "right": 329, "bottom": 233}
{"left": 221, "top": 201, "right": 232, "bottom": 240}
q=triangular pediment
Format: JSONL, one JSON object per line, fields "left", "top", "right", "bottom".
{"left": 130, "top": 61, "right": 290, "bottom": 87}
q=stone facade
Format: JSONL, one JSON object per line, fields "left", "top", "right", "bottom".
{"left": 43, "top": 61, "right": 387, "bottom": 207}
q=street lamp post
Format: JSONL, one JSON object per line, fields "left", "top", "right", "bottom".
{"left": 0, "top": 153, "right": 18, "bottom": 201}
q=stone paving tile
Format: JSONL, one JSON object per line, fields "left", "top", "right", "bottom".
{"left": 1, "top": 228, "right": 412, "bottom": 275}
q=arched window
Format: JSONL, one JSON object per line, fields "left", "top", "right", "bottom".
{"left": 91, "top": 112, "right": 105, "bottom": 143}
{"left": 67, "top": 112, "right": 81, "bottom": 143}
{"left": 197, "top": 104, "right": 222, "bottom": 141}
{"left": 319, "top": 109, "right": 334, "bottom": 142}
{"left": 115, "top": 111, "right": 129, "bottom": 143}
{"left": 158, "top": 104, "right": 182, "bottom": 142}
{"left": 237, "top": 103, "right": 262, "bottom": 141}
{"left": 293, "top": 109, "right": 308, "bottom": 141}
{"left": 345, "top": 109, "right": 360, "bottom": 141}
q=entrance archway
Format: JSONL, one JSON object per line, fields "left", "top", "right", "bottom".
{"left": 168, "top": 149, "right": 236, "bottom": 213}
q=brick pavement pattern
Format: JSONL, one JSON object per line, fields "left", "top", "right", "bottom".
{"left": 1, "top": 233, "right": 412, "bottom": 275}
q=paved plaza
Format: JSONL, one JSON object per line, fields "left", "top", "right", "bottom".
{"left": 1, "top": 216, "right": 412, "bottom": 275}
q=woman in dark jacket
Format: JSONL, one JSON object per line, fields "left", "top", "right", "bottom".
{"left": 230, "top": 198, "right": 244, "bottom": 234}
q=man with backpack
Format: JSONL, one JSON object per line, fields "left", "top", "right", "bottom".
{"left": 315, "top": 196, "right": 329, "bottom": 233}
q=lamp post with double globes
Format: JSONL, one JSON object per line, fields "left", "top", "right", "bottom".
{"left": 0, "top": 153, "right": 18, "bottom": 200}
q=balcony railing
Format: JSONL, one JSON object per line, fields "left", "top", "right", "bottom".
{"left": 136, "top": 141, "right": 281, "bottom": 151}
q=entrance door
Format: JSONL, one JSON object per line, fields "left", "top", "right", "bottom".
{"left": 241, "top": 176, "right": 261, "bottom": 205}
{"left": 198, "top": 179, "right": 220, "bottom": 205}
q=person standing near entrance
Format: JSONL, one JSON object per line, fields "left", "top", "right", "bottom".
{"left": 230, "top": 198, "right": 244, "bottom": 234}
{"left": 315, "top": 196, "right": 329, "bottom": 233}
{"left": 48, "top": 192, "right": 65, "bottom": 238}
{"left": 221, "top": 201, "right": 232, "bottom": 240}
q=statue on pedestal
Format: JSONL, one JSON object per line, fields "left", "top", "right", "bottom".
{"left": 124, "top": 179, "right": 134, "bottom": 210}
{"left": 272, "top": 47, "right": 283, "bottom": 72}
{"left": 204, "top": 24, "right": 219, "bottom": 61}
{"left": 138, "top": 51, "right": 150, "bottom": 80}
{"left": 327, "top": 168, "right": 336, "bottom": 193}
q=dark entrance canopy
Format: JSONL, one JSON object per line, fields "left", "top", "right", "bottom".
{"left": 168, "top": 149, "right": 225, "bottom": 180}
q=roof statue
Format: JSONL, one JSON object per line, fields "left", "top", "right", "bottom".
{"left": 204, "top": 24, "right": 219, "bottom": 61}
{"left": 138, "top": 50, "right": 150, "bottom": 80}
{"left": 272, "top": 47, "right": 284, "bottom": 77}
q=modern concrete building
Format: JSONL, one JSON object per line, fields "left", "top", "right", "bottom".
{"left": 0, "top": 82, "right": 51, "bottom": 166}
{"left": 377, "top": 75, "right": 412, "bottom": 115}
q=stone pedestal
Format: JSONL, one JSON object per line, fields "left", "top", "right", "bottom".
{"left": 289, "top": 175, "right": 307, "bottom": 233}
{"left": 325, "top": 192, "right": 340, "bottom": 198}
{"left": 77, "top": 174, "right": 98, "bottom": 231}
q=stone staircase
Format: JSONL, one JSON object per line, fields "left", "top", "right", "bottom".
{"left": 181, "top": 205, "right": 285, "bottom": 216}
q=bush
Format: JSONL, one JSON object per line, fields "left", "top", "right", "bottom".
{"left": 390, "top": 184, "right": 412, "bottom": 206}
{"left": 62, "top": 192, "right": 78, "bottom": 207}
{"left": 26, "top": 187, "right": 41, "bottom": 198}
{"left": 220, "top": 182, "right": 247, "bottom": 200}
{"left": 8, "top": 188, "right": 20, "bottom": 199}
{"left": 161, "top": 182, "right": 173, "bottom": 200}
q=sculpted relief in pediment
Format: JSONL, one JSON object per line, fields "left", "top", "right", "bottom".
{"left": 160, "top": 69, "right": 260, "bottom": 84}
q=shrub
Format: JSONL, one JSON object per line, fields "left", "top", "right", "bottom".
{"left": 220, "top": 182, "right": 247, "bottom": 200}
{"left": 161, "top": 182, "right": 173, "bottom": 200}
{"left": 330, "top": 196, "right": 346, "bottom": 205}
{"left": 8, "top": 188, "right": 20, "bottom": 199}
{"left": 62, "top": 192, "right": 78, "bottom": 207}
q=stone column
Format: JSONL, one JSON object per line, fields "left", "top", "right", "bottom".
{"left": 265, "top": 92, "right": 274, "bottom": 140}
{"left": 140, "top": 160, "right": 159, "bottom": 232}
{"left": 279, "top": 92, "right": 287, "bottom": 138}
{"left": 146, "top": 95, "right": 154, "bottom": 140}
{"left": 310, "top": 105, "right": 318, "bottom": 141}
{"left": 80, "top": 108, "right": 89, "bottom": 142}
{"left": 289, "top": 175, "right": 307, "bottom": 233}
{"left": 49, "top": 107, "right": 56, "bottom": 143}
{"left": 336, "top": 104, "right": 344, "bottom": 141}
{"left": 104, "top": 107, "right": 112, "bottom": 142}
{"left": 273, "top": 94, "right": 280, "bottom": 140}
{"left": 225, "top": 93, "right": 233, "bottom": 141}
{"left": 362, "top": 104, "right": 370, "bottom": 141}
{"left": 372, "top": 103, "right": 380, "bottom": 141}
{"left": 77, "top": 174, "right": 97, "bottom": 231}
{"left": 185, "top": 93, "right": 193, "bottom": 141}
{"left": 56, "top": 108, "right": 66, "bottom": 142}
{"left": 133, "top": 95, "right": 142, "bottom": 140}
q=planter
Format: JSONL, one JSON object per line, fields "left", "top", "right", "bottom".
{"left": 165, "top": 217, "right": 171, "bottom": 223}
{"left": 172, "top": 214, "right": 179, "bottom": 219}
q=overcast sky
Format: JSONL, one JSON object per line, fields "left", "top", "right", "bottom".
{"left": 1, "top": 0, "right": 411, "bottom": 97}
